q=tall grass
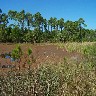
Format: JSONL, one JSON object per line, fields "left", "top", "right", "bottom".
{"left": 57, "top": 42, "right": 96, "bottom": 54}
{"left": 0, "top": 42, "right": 96, "bottom": 96}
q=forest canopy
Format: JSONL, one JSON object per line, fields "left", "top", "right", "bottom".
{"left": 0, "top": 9, "right": 96, "bottom": 43}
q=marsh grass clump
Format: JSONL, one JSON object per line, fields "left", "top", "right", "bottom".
{"left": 27, "top": 47, "right": 36, "bottom": 70}
{"left": 27, "top": 48, "right": 32, "bottom": 69}
{"left": 11, "top": 45, "right": 23, "bottom": 70}
{"left": 11, "top": 45, "right": 23, "bottom": 60}
{"left": 57, "top": 42, "right": 96, "bottom": 54}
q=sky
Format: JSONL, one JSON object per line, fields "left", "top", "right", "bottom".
{"left": 0, "top": 0, "right": 96, "bottom": 29}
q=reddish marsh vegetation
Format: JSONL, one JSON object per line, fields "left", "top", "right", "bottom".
{"left": 0, "top": 43, "right": 82, "bottom": 71}
{"left": 0, "top": 42, "right": 96, "bottom": 96}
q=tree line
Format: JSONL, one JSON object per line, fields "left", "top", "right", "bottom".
{"left": 0, "top": 9, "right": 96, "bottom": 43}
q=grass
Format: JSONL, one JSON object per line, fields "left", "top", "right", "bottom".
{"left": 56, "top": 42, "right": 96, "bottom": 54}
{"left": 1, "top": 60, "right": 96, "bottom": 96}
{"left": 0, "top": 42, "right": 96, "bottom": 96}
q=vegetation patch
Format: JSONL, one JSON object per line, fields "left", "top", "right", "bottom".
{"left": 0, "top": 42, "right": 96, "bottom": 95}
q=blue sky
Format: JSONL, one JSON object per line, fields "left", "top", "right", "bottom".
{"left": 0, "top": 0, "right": 96, "bottom": 29}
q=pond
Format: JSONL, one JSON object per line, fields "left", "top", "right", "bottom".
{"left": 0, "top": 52, "right": 16, "bottom": 62}
{"left": 0, "top": 53, "right": 17, "bottom": 68}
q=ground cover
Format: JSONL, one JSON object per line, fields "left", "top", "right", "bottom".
{"left": 0, "top": 42, "right": 96, "bottom": 96}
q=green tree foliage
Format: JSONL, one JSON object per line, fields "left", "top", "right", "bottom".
{"left": 0, "top": 9, "right": 9, "bottom": 42}
{"left": 33, "top": 12, "right": 44, "bottom": 31}
{"left": 0, "top": 9, "right": 96, "bottom": 43}
{"left": 23, "top": 31, "right": 34, "bottom": 43}
{"left": 10, "top": 26, "right": 22, "bottom": 43}
{"left": 58, "top": 18, "right": 64, "bottom": 32}
{"left": 25, "top": 12, "right": 33, "bottom": 30}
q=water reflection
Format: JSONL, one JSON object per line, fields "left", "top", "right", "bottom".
{"left": 0, "top": 52, "right": 16, "bottom": 68}
{"left": 0, "top": 52, "right": 16, "bottom": 62}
